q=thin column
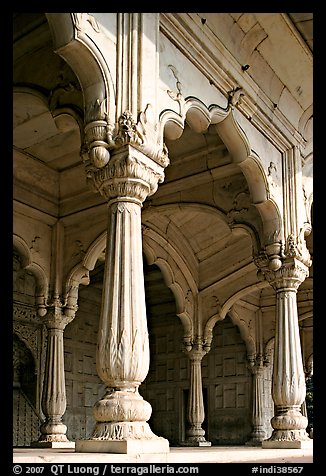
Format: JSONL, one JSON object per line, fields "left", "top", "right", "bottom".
{"left": 34, "top": 307, "right": 74, "bottom": 448}
{"left": 183, "top": 339, "right": 211, "bottom": 446}
{"left": 262, "top": 259, "right": 312, "bottom": 448}
{"left": 246, "top": 356, "right": 266, "bottom": 446}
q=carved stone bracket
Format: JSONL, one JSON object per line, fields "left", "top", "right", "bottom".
{"left": 82, "top": 104, "right": 169, "bottom": 179}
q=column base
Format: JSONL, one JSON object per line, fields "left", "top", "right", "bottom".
{"left": 32, "top": 441, "right": 75, "bottom": 449}
{"left": 262, "top": 439, "right": 313, "bottom": 449}
{"left": 75, "top": 438, "right": 169, "bottom": 454}
{"left": 181, "top": 440, "right": 212, "bottom": 447}
{"left": 245, "top": 439, "right": 263, "bottom": 447}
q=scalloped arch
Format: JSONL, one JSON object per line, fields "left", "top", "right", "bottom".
{"left": 203, "top": 281, "right": 268, "bottom": 343}
{"left": 229, "top": 307, "right": 256, "bottom": 358}
{"left": 159, "top": 97, "right": 282, "bottom": 244}
{"left": 63, "top": 226, "right": 194, "bottom": 339}
{"left": 13, "top": 234, "right": 49, "bottom": 302}
{"left": 143, "top": 230, "right": 195, "bottom": 339}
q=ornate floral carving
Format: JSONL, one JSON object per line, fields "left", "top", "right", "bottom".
{"left": 13, "top": 322, "right": 39, "bottom": 363}
{"left": 48, "top": 81, "right": 77, "bottom": 111}
{"left": 167, "top": 65, "right": 185, "bottom": 115}
{"left": 30, "top": 236, "right": 41, "bottom": 253}
{"left": 284, "top": 231, "right": 312, "bottom": 267}
{"left": 115, "top": 111, "right": 145, "bottom": 147}
{"left": 227, "top": 87, "right": 244, "bottom": 108}
{"left": 83, "top": 104, "right": 169, "bottom": 174}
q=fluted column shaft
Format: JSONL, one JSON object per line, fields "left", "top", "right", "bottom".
{"left": 38, "top": 308, "right": 72, "bottom": 444}
{"left": 86, "top": 145, "right": 167, "bottom": 443}
{"left": 263, "top": 259, "right": 310, "bottom": 444}
{"left": 247, "top": 359, "right": 266, "bottom": 445}
{"left": 92, "top": 198, "right": 155, "bottom": 440}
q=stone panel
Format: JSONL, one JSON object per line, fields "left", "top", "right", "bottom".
{"left": 203, "top": 316, "right": 251, "bottom": 444}
{"left": 63, "top": 287, "right": 105, "bottom": 441}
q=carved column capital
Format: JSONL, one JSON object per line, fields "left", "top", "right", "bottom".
{"left": 183, "top": 336, "right": 210, "bottom": 361}
{"left": 87, "top": 145, "right": 165, "bottom": 204}
{"left": 256, "top": 258, "right": 308, "bottom": 292}
{"left": 82, "top": 107, "right": 169, "bottom": 200}
{"left": 42, "top": 304, "right": 74, "bottom": 331}
{"left": 247, "top": 354, "right": 266, "bottom": 376}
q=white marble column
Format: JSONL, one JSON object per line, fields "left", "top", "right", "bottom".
{"left": 183, "top": 339, "right": 211, "bottom": 446}
{"left": 76, "top": 144, "right": 169, "bottom": 454}
{"left": 262, "top": 259, "right": 312, "bottom": 448}
{"left": 35, "top": 306, "right": 74, "bottom": 448}
{"left": 246, "top": 356, "right": 266, "bottom": 446}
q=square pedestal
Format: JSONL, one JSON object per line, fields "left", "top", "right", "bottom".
{"left": 32, "top": 441, "right": 75, "bottom": 449}
{"left": 75, "top": 438, "right": 170, "bottom": 454}
{"left": 262, "top": 439, "right": 313, "bottom": 449}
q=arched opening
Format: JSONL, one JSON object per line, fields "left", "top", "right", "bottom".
{"left": 202, "top": 316, "right": 251, "bottom": 445}
{"left": 63, "top": 258, "right": 105, "bottom": 442}
{"left": 141, "top": 259, "right": 189, "bottom": 445}
{"left": 13, "top": 335, "right": 39, "bottom": 447}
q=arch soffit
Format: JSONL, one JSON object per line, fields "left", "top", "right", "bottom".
{"left": 159, "top": 96, "right": 282, "bottom": 244}
{"left": 13, "top": 86, "right": 83, "bottom": 150}
{"left": 264, "top": 337, "right": 275, "bottom": 363}
{"left": 143, "top": 201, "right": 260, "bottom": 255}
{"left": 45, "top": 13, "right": 115, "bottom": 120}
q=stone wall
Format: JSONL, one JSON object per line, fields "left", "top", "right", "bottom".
{"left": 63, "top": 284, "right": 105, "bottom": 441}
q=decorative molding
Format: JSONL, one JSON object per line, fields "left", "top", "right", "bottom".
{"left": 71, "top": 13, "right": 100, "bottom": 33}
{"left": 83, "top": 106, "right": 169, "bottom": 187}
{"left": 227, "top": 87, "right": 244, "bottom": 108}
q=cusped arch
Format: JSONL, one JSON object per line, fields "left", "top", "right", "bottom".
{"left": 159, "top": 96, "right": 282, "bottom": 246}
{"left": 63, "top": 231, "right": 107, "bottom": 308}
{"left": 229, "top": 307, "right": 256, "bottom": 360}
{"left": 13, "top": 234, "right": 49, "bottom": 308}
{"left": 142, "top": 229, "right": 195, "bottom": 341}
{"left": 264, "top": 337, "right": 275, "bottom": 364}
{"left": 64, "top": 226, "right": 195, "bottom": 339}
{"left": 203, "top": 281, "right": 268, "bottom": 345}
